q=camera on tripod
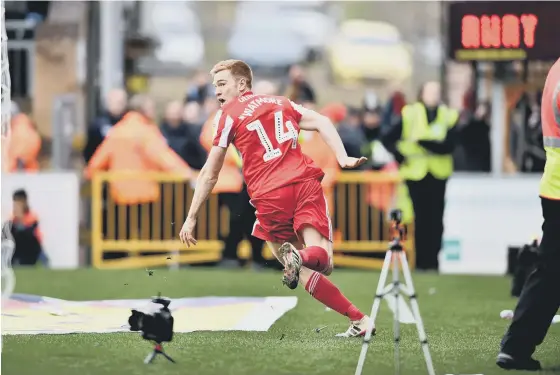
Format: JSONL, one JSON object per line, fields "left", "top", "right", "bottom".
{"left": 128, "top": 295, "right": 176, "bottom": 364}
{"left": 389, "top": 209, "right": 407, "bottom": 244}
{"left": 128, "top": 296, "right": 174, "bottom": 344}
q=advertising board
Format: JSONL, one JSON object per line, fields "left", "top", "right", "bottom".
{"left": 440, "top": 174, "right": 542, "bottom": 275}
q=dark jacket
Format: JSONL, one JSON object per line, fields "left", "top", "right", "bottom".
{"left": 459, "top": 117, "right": 491, "bottom": 172}
{"left": 185, "top": 84, "right": 215, "bottom": 105}
{"left": 10, "top": 212, "right": 44, "bottom": 266}
{"left": 160, "top": 122, "right": 207, "bottom": 170}
{"left": 83, "top": 112, "right": 124, "bottom": 163}
{"left": 281, "top": 80, "right": 316, "bottom": 104}
{"left": 338, "top": 123, "right": 366, "bottom": 159}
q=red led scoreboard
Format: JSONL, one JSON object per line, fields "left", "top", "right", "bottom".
{"left": 447, "top": 1, "right": 560, "bottom": 61}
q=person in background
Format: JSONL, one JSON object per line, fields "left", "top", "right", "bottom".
{"left": 207, "top": 81, "right": 280, "bottom": 269}
{"left": 85, "top": 94, "right": 192, "bottom": 247}
{"left": 86, "top": 94, "right": 191, "bottom": 193}
{"left": 300, "top": 103, "right": 344, "bottom": 217}
{"left": 381, "top": 81, "right": 458, "bottom": 272}
{"left": 459, "top": 101, "right": 491, "bottom": 172}
{"left": 362, "top": 90, "right": 380, "bottom": 112}
{"left": 83, "top": 88, "right": 128, "bottom": 163}
{"left": 160, "top": 100, "right": 191, "bottom": 162}
{"left": 253, "top": 80, "right": 278, "bottom": 96}
{"left": 185, "top": 70, "right": 215, "bottom": 106}
{"left": 360, "top": 106, "right": 384, "bottom": 165}
{"left": 338, "top": 106, "right": 366, "bottom": 160}
{"left": 521, "top": 96, "right": 546, "bottom": 173}
{"left": 282, "top": 64, "right": 316, "bottom": 105}
{"left": 201, "top": 95, "right": 220, "bottom": 123}
{"left": 7, "top": 101, "right": 41, "bottom": 172}
{"left": 10, "top": 189, "right": 49, "bottom": 266}
{"left": 180, "top": 102, "right": 208, "bottom": 170}
{"left": 382, "top": 91, "right": 406, "bottom": 131}
{"left": 199, "top": 112, "right": 247, "bottom": 268}
{"left": 183, "top": 101, "right": 204, "bottom": 138}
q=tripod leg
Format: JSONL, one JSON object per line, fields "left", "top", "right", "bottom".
{"left": 160, "top": 351, "right": 176, "bottom": 363}
{"left": 144, "top": 350, "right": 157, "bottom": 364}
{"left": 392, "top": 253, "right": 401, "bottom": 375}
{"left": 355, "top": 250, "right": 392, "bottom": 375}
{"left": 399, "top": 252, "right": 436, "bottom": 375}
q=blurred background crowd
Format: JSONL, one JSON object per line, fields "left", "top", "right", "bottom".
{"left": 1, "top": 0, "right": 556, "bottom": 272}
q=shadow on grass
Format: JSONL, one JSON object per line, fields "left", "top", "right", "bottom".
{"left": 542, "top": 365, "right": 560, "bottom": 373}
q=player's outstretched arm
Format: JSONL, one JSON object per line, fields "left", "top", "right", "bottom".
{"left": 180, "top": 146, "right": 227, "bottom": 246}
{"left": 297, "top": 106, "right": 367, "bottom": 169}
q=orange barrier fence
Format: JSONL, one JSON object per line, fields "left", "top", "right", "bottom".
{"left": 90, "top": 171, "right": 414, "bottom": 269}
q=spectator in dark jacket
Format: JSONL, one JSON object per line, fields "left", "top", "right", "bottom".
{"left": 181, "top": 102, "right": 207, "bottom": 170}
{"left": 359, "top": 107, "right": 384, "bottom": 170}
{"left": 459, "top": 102, "right": 492, "bottom": 172}
{"left": 185, "top": 70, "right": 215, "bottom": 106}
{"left": 160, "top": 101, "right": 190, "bottom": 160}
{"left": 282, "top": 64, "right": 316, "bottom": 104}
{"left": 338, "top": 106, "right": 366, "bottom": 160}
{"left": 83, "top": 89, "right": 127, "bottom": 162}
{"left": 159, "top": 101, "right": 206, "bottom": 171}
{"left": 382, "top": 91, "right": 406, "bottom": 131}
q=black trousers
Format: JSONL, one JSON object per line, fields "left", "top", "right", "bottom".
{"left": 11, "top": 228, "right": 42, "bottom": 266}
{"left": 501, "top": 197, "right": 560, "bottom": 358}
{"left": 220, "top": 185, "right": 265, "bottom": 264}
{"left": 406, "top": 174, "right": 447, "bottom": 270}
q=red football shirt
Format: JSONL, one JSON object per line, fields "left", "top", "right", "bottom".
{"left": 212, "top": 91, "right": 324, "bottom": 198}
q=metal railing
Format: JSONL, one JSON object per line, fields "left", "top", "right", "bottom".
{"left": 90, "top": 171, "right": 414, "bottom": 270}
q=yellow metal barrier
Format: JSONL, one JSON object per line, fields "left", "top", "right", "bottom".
{"left": 91, "top": 171, "right": 414, "bottom": 270}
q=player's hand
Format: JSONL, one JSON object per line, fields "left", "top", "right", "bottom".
{"left": 179, "top": 217, "right": 198, "bottom": 247}
{"left": 338, "top": 156, "right": 368, "bottom": 169}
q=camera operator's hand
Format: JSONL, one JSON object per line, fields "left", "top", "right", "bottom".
{"left": 179, "top": 217, "right": 197, "bottom": 247}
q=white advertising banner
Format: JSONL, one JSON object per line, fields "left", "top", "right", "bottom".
{"left": 1, "top": 172, "right": 80, "bottom": 269}
{"left": 440, "top": 174, "right": 543, "bottom": 275}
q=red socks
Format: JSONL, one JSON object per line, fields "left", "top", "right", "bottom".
{"left": 299, "top": 246, "right": 330, "bottom": 273}
{"left": 305, "top": 271, "right": 364, "bottom": 321}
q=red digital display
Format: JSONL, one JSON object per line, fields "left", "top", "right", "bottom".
{"left": 448, "top": 2, "right": 560, "bottom": 61}
{"left": 461, "top": 14, "right": 538, "bottom": 50}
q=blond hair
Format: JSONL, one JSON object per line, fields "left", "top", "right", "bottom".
{"left": 210, "top": 59, "right": 253, "bottom": 89}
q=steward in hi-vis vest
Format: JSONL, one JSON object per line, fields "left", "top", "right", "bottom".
{"left": 380, "top": 81, "right": 458, "bottom": 271}
{"left": 498, "top": 58, "right": 560, "bottom": 372}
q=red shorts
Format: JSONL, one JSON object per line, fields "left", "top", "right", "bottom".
{"left": 250, "top": 178, "right": 333, "bottom": 243}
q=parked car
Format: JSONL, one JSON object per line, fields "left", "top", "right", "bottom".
{"left": 227, "top": 23, "right": 307, "bottom": 76}
{"left": 234, "top": 4, "right": 335, "bottom": 62}
{"left": 327, "top": 19, "right": 413, "bottom": 84}
{"left": 275, "top": 10, "right": 336, "bottom": 61}
{"left": 139, "top": 2, "right": 204, "bottom": 68}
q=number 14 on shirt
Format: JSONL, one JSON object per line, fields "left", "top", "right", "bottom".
{"left": 247, "top": 110, "right": 299, "bottom": 162}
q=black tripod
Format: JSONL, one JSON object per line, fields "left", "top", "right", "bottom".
{"left": 144, "top": 342, "right": 176, "bottom": 364}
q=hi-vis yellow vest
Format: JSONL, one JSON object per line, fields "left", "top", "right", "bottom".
{"left": 539, "top": 58, "right": 560, "bottom": 200}
{"left": 397, "top": 103, "right": 458, "bottom": 181}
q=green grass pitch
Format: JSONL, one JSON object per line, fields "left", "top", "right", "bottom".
{"left": 2, "top": 268, "right": 559, "bottom": 375}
